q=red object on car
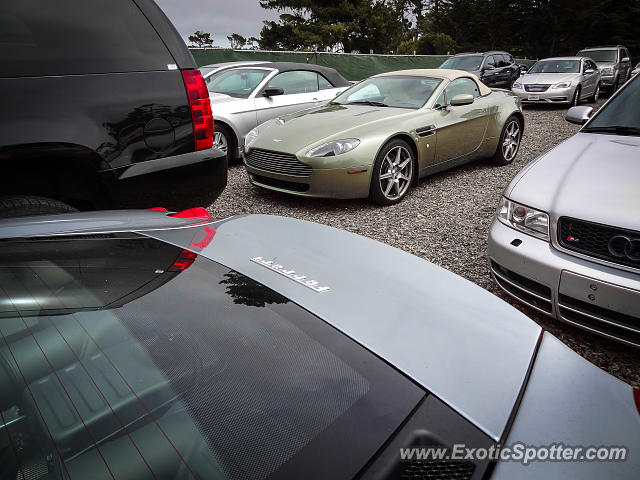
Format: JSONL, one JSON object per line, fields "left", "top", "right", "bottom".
{"left": 169, "top": 207, "right": 211, "bottom": 220}
{"left": 181, "top": 69, "right": 214, "bottom": 151}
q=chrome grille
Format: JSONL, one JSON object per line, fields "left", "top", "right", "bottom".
{"left": 524, "top": 84, "right": 550, "bottom": 92}
{"left": 246, "top": 149, "right": 312, "bottom": 177}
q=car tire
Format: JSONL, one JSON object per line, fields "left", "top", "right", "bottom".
{"left": 493, "top": 115, "right": 523, "bottom": 166}
{"left": 369, "top": 139, "right": 415, "bottom": 206}
{"left": 213, "top": 124, "right": 233, "bottom": 164}
{"left": 589, "top": 83, "right": 600, "bottom": 103}
{"left": 0, "top": 195, "right": 77, "bottom": 218}
{"left": 571, "top": 86, "right": 581, "bottom": 107}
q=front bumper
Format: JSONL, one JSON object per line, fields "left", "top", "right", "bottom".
{"left": 599, "top": 74, "right": 615, "bottom": 86}
{"left": 511, "top": 86, "right": 576, "bottom": 104}
{"left": 244, "top": 159, "right": 372, "bottom": 199}
{"left": 488, "top": 218, "right": 640, "bottom": 347}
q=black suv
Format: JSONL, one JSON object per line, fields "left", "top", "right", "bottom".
{"left": 439, "top": 51, "right": 521, "bottom": 88}
{"left": 0, "top": 0, "right": 226, "bottom": 217}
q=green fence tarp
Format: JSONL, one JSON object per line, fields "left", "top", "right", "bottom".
{"left": 190, "top": 49, "right": 537, "bottom": 81}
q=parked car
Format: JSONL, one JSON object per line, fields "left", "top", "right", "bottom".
{"left": 631, "top": 62, "right": 640, "bottom": 78}
{"left": 439, "top": 51, "right": 521, "bottom": 88}
{"left": 576, "top": 45, "right": 632, "bottom": 93}
{"left": 0, "top": 209, "right": 638, "bottom": 480}
{"left": 244, "top": 69, "right": 523, "bottom": 205}
{"left": 0, "top": 0, "right": 226, "bottom": 218}
{"left": 199, "top": 60, "right": 269, "bottom": 83}
{"left": 207, "top": 62, "right": 351, "bottom": 163}
{"left": 489, "top": 73, "right": 640, "bottom": 347}
{"left": 511, "top": 57, "right": 601, "bottom": 106}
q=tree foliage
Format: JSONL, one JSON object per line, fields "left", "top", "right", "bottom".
{"left": 188, "top": 30, "right": 214, "bottom": 48}
{"left": 255, "top": 0, "right": 640, "bottom": 60}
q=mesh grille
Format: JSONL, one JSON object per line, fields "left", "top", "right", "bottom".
{"left": 401, "top": 460, "right": 475, "bottom": 480}
{"left": 558, "top": 217, "right": 640, "bottom": 269}
{"left": 524, "top": 84, "right": 550, "bottom": 92}
{"left": 246, "top": 149, "right": 312, "bottom": 177}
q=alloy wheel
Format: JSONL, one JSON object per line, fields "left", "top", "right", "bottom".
{"left": 501, "top": 120, "right": 521, "bottom": 162}
{"left": 594, "top": 84, "right": 600, "bottom": 102}
{"left": 213, "top": 131, "right": 228, "bottom": 154}
{"left": 378, "top": 146, "right": 413, "bottom": 200}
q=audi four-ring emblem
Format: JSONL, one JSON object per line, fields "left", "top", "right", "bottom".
{"left": 607, "top": 235, "right": 640, "bottom": 262}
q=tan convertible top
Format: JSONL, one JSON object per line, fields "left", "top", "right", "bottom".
{"left": 375, "top": 68, "right": 492, "bottom": 96}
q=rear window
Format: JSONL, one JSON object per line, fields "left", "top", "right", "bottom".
{"left": 0, "top": 0, "right": 174, "bottom": 77}
{"left": 0, "top": 234, "right": 422, "bottom": 480}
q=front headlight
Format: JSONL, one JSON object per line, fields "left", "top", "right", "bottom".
{"left": 601, "top": 67, "right": 613, "bottom": 75}
{"left": 497, "top": 197, "right": 549, "bottom": 241}
{"left": 244, "top": 127, "right": 260, "bottom": 150}
{"left": 512, "top": 81, "right": 522, "bottom": 89}
{"left": 306, "top": 138, "right": 360, "bottom": 158}
{"left": 552, "top": 81, "right": 572, "bottom": 89}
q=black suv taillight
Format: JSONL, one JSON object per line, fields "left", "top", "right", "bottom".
{"left": 181, "top": 69, "right": 214, "bottom": 151}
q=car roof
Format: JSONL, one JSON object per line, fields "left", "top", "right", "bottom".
{"left": 200, "top": 61, "right": 268, "bottom": 69}
{"left": 205, "top": 61, "right": 350, "bottom": 87}
{"left": 538, "top": 56, "right": 585, "bottom": 61}
{"left": 579, "top": 46, "right": 622, "bottom": 50}
{"left": 374, "top": 69, "right": 492, "bottom": 95}
{"left": 453, "top": 51, "right": 509, "bottom": 56}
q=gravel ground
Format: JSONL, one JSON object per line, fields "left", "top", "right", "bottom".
{"left": 207, "top": 99, "right": 640, "bottom": 388}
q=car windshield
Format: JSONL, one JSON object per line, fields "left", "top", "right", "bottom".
{"left": 528, "top": 60, "right": 581, "bottom": 74}
{"left": 439, "top": 56, "right": 483, "bottom": 71}
{"left": 578, "top": 49, "right": 617, "bottom": 63}
{"left": 0, "top": 234, "right": 421, "bottom": 480}
{"left": 582, "top": 76, "right": 640, "bottom": 135}
{"left": 332, "top": 75, "right": 442, "bottom": 109}
{"left": 207, "top": 68, "right": 272, "bottom": 98}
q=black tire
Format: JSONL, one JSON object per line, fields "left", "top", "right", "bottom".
{"left": 0, "top": 195, "right": 77, "bottom": 218}
{"left": 493, "top": 115, "right": 523, "bottom": 166}
{"left": 213, "top": 124, "right": 233, "bottom": 164}
{"left": 571, "top": 86, "right": 581, "bottom": 107}
{"left": 589, "top": 83, "right": 601, "bottom": 103}
{"left": 369, "top": 139, "right": 415, "bottom": 206}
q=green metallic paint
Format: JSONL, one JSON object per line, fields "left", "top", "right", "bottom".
{"left": 244, "top": 79, "right": 521, "bottom": 199}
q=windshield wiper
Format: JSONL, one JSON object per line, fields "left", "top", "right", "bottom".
{"left": 345, "top": 100, "right": 388, "bottom": 107}
{"left": 582, "top": 125, "right": 640, "bottom": 136}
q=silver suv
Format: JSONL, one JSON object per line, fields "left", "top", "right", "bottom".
{"left": 577, "top": 45, "right": 632, "bottom": 93}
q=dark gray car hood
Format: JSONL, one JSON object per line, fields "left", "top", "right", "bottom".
{"left": 506, "top": 132, "right": 640, "bottom": 230}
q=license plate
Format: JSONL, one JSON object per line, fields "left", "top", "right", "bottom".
{"left": 559, "top": 271, "right": 640, "bottom": 318}
{"left": 527, "top": 95, "right": 540, "bottom": 101}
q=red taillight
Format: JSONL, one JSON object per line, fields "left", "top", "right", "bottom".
{"left": 181, "top": 69, "right": 214, "bottom": 151}
{"left": 168, "top": 249, "right": 198, "bottom": 272}
{"left": 634, "top": 389, "right": 640, "bottom": 415}
{"left": 169, "top": 207, "right": 211, "bottom": 220}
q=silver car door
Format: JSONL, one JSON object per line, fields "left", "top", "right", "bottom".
{"left": 254, "top": 70, "right": 321, "bottom": 125}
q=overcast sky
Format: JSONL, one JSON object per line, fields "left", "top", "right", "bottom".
{"left": 155, "top": 0, "right": 280, "bottom": 47}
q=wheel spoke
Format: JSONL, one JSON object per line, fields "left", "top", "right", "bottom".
{"left": 384, "top": 181, "right": 394, "bottom": 196}
{"left": 394, "top": 147, "right": 402, "bottom": 165}
{"left": 379, "top": 172, "right": 392, "bottom": 179}
{"left": 398, "top": 173, "right": 411, "bottom": 182}
{"left": 398, "top": 158, "right": 411, "bottom": 170}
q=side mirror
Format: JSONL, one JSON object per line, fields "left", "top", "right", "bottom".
{"left": 450, "top": 94, "right": 474, "bottom": 106}
{"left": 484, "top": 64, "right": 495, "bottom": 71}
{"left": 584, "top": 68, "right": 595, "bottom": 74}
{"left": 566, "top": 106, "right": 593, "bottom": 125}
{"left": 263, "top": 87, "right": 284, "bottom": 97}
{"left": 519, "top": 66, "right": 528, "bottom": 76}
{"left": 622, "top": 57, "right": 630, "bottom": 63}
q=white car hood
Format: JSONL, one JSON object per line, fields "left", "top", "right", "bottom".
{"left": 521, "top": 72, "right": 578, "bottom": 85}
{"left": 506, "top": 132, "right": 640, "bottom": 229}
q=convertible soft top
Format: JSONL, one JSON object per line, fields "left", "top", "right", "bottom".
{"left": 256, "top": 62, "right": 351, "bottom": 87}
{"left": 376, "top": 68, "right": 492, "bottom": 95}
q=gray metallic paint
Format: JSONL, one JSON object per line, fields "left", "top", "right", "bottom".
{"left": 491, "top": 333, "right": 640, "bottom": 479}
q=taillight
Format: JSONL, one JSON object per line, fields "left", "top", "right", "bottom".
{"left": 168, "top": 249, "right": 198, "bottom": 272}
{"left": 181, "top": 69, "right": 214, "bottom": 151}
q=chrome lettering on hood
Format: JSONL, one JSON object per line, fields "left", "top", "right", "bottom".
{"left": 251, "top": 256, "right": 330, "bottom": 293}
{"left": 251, "top": 257, "right": 331, "bottom": 293}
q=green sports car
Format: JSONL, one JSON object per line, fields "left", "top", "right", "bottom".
{"left": 243, "top": 69, "right": 524, "bottom": 205}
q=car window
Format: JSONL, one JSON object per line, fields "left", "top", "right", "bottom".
{"left": 528, "top": 60, "right": 581, "bottom": 74}
{"left": 334, "top": 75, "right": 442, "bottom": 109}
{"left": 578, "top": 49, "right": 617, "bottom": 63}
{"left": 0, "top": 0, "right": 174, "bottom": 77}
{"left": 496, "top": 55, "right": 508, "bottom": 67}
{"left": 444, "top": 78, "right": 481, "bottom": 103}
{"left": 0, "top": 235, "right": 421, "bottom": 480}
{"left": 622, "top": 49, "right": 629, "bottom": 60}
{"left": 484, "top": 55, "right": 496, "bottom": 68}
{"left": 267, "top": 71, "right": 319, "bottom": 94}
{"left": 207, "top": 68, "right": 271, "bottom": 98}
{"left": 584, "top": 76, "right": 640, "bottom": 132}
{"left": 318, "top": 74, "right": 334, "bottom": 90}
{"left": 439, "top": 55, "right": 483, "bottom": 71}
